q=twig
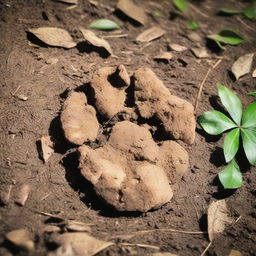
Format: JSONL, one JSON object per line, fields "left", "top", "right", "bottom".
{"left": 102, "top": 34, "right": 128, "bottom": 39}
{"left": 132, "top": 228, "right": 205, "bottom": 235}
{"left": 200, "top": 241, "right": 212, "bottom": 256}
{"left": 189, "top": 4, "right": 209, "bottom": 18}
{"left": 11, "top": 85, "right": 22, "bottom": 96}
{"left": 120, "top": 242, "right": 160, "bottom": 250}
{"left": 194, "top": 59, "right": 222, "bottom": 112}
{"left": 235, "top": 16, "right": 255, "bottom": 33}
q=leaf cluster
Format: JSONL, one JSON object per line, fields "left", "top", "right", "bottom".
{"left": 198, "top": 85, "right": 256, "bottom": 189}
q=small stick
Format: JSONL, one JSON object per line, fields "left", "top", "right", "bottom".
{"left": 189, "top": 4, "right": 209, "bottom": 18}
{"left": 194, "top": 59, "right": 222, "bottom": 112}
{"left": 200, "top": 241, "right": 212, "bottom": 256}
{"left": 120, "top": 242, "right": 160, "bottom": 250}
{"left": 11, "top": 85, "right": 22, "bottom": 96}
{"left": 132, "top": 228, "right": 205, "bottom": 235}
{"left": 235, "top": 16, "right": 255, "bottom": 33}
{"left": 102, "top": 34, "right": 128, "bottom": 39}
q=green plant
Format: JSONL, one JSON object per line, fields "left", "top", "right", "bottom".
{"left": 198, "top": 85, "right": 256, "bottom": 189}
{"left": 173, "top": 0, "right": 189, "bottom": 13}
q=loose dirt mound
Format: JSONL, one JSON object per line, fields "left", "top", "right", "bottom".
{"left": 61, "top": 65, "right": 195, "bottom": 212}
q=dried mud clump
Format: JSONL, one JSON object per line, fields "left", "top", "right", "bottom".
{"left": 60, "top": 65, "right": 196, "bottom": 212}
{"left": 134, "top": 67, "right": 196, "bottom": 145}
{"left": 61, "top": 92, "right": 99, "bottom": 145}
{"left": 90, "top": 64, "right": 130, "bottom": 119}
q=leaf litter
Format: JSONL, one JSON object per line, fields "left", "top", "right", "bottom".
{"left": 136, "top": 26, "right": 166, "bottom": 42}
{"left": 169, "top": 43, "right": 187, "bottom": 52}
{"left": 231, "top": 53, "right": 254, "bottom": 80}
{"left": 80, "top": 28, "right": 113, "bottom": 55}
{"left": 41, "top": 136, "right": 55, "bottom": 163}
{"left": 28, "top": 27, "right": 77, "bottom": 48}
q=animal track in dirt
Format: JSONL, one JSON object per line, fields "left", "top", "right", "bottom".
{"left": 60, "top": 65, "right": 196, "bottom": 212}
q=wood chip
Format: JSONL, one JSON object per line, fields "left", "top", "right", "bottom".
{"left": 136, "top": 26, "right": 166, "bottom": 43}
{"left": 28, "top": 27, "right": 77, "bottom": 48}
{"left": 169, "top": 43, "right": 187, "bottom": 52}
{"left": 15, "top": 184, "right": 30, "bottom": 206}
{"left": 80, "top": 28, "right": 113, "bottom": 55}
{"left": 154, "top": 52, "right": 173, "bottom": 61}
{"left": 231, "top": 53, "right": 254, "bottom": 80}
{"left": 207, "top": 200, "right": 233, "bottom": 242}
{"left": 191, "top": 47, "right": 209, "bottom": 58}
{"left": 41, "top": 136, "right": 54, "bottom": 163}
{"left": 117, "top": 0, "right": 148, "bottom": 25}
{"left": 5, "top": 229, "right": 34, "bottom": 252}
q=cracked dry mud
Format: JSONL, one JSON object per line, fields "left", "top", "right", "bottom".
{"left": 60, "top": 65, "right": 196, "bottom": 212}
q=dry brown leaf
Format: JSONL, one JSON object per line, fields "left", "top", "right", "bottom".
{"left": 16, "top": 94, "right": 28, "bottom": 101}
{"left": 207, "top": 200, "right": 233, "bottom": 242}
{"left": 191, "top": 47, "right": 209, "bottom": 58}
{"left": 154, "top": 52, "right": 173, "bottom": 61}
{"left": 252, "top": 69, "right": 256, "bottom": 78}
{"left": 136, "top": 26, "right": 165, "bottom": 43}
{"left": 15, "top": 184, "right": 30, "bottom": 206}
{"left": 49, "top": 232, "right": 113, "bottom": 256}
{"left": 28, "top": 27, "right": 77, "bottom": 48}
{"left": 186, "top": 31, "right": 202, "bottom": 43}
{"left": 80, "top": 28, "right": 113, "bottom": 55}
{"left": 45, "top": 57, "right": 59, "bottom": 64}
{"left": 66, "top": 220, "right": 92, "bottom": 232}
{"left": 55, "top": 0, "right": 78, "bottom": 4}
{"left": 0, "top": 185, "right": 12, "bottom": 205}
{"left": 228, "top": 250, "right": 243, "bottom": 256}
{"left": 169, "top": 43, "right": 187, "bottom": 52}
{"left": 41, "top": 136, "right": 54, "bottom": 163}
{"left": 5, "top": 229, "right": 34, "bottom": 252}
{"left": 231, "top": 53, "right": 254, "bottom": 80}
{"left": 117, "top": 0, "right": 148, "bottom": 25}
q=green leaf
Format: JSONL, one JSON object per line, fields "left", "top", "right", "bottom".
{"left": 243, "top": 4, "right": 256, "bottom": 19}
{"left": 247, "top": 91, "right": 256, "bottom": 96}
{"left": 242, "top": 102, "right": 256, "bottom": 130}
{"left": 198, "top": 110, "right": 237, "bottom": 135}
{"left": 173, "top": 0, "right": 188, "bottom": 13}
{"left": 151, "top": 10, "right": 162, "bottom": 18}
{"left": 223, "top": 128, "right": 240, "bottom": 163}
{"left": 218, "top": 160, "right": 242, "bottom": 189}
{"left": 208, "top": 30, "right": 244, "bottom": 45}
{"left": 218, "top": 85, "right": 243, "bottom": 125}
{"left": 186, "top": 21, "right": 199, "bottom": 30}
{"left": 88, "top": 19, "right": 120, "bottom": 30}
{"left": 219, "top": 8, "right": 242, "bottom": 15}
{"left": 241, "top": 128, "right": 256, "bottom": 166}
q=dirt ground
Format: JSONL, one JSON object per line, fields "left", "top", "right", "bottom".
{"left": 1, "top": 0, "right": 256, "bottom": 255}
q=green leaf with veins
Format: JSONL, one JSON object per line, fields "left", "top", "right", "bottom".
{"left": 241, "top": 129, "right": 256, "bottom": 166}
{"left": 218, "top": 84, "right": 243, "bottom": 125}
{"left": 242, "top": 102, "right": 256, "bottom": 130}
{"left": 218, "top": 160, "right": 242, "bottom": 189}
{"left": 208, "top": 30, "right": 244, "bottom": 45}
{"left": 223, "top": 128, "right": 240, "bottom": 163}
{"left": 198, "top": 110, "right": 237, "bottom": 135}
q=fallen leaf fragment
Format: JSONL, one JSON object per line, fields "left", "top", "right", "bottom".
{"left": 16, "top": 94, "right": 28, "bottom": 101}
{"left": 207, "top": 200, "right": 233, "bottom": 241}
{"left": 54, "top": 0, "right": 78, "bottom": 4}
{"left": 229, "top": 250, "right": 243, "bottom": 256}
{"left": 66, "top": 220, "right": 92, "bottom": 232}
{"left": 169, "top": 43, "right": 187, "bottom": 52}
{"left": 5, "top": 229, "right": 34, "bottom": 252}
{"left": 28, "top": 27, "right": 76, "bottom": 48}
{"left": 153, "top": 52, "right": 173, "bottom": 62}
{"left": 88, "top": 19, "right": 120, "bottom": 30}
{"left": 46, "top": 57, "right": 59, "bottom": 64}
{"left": 231, "top": 53, "right": 254, "bottom": 80}
{"left": 15, "top": 184, "right": 30, "bottom": 206}
{"left": 80, "top": 28, "right": 113, "bottom": 55}
{"left": 117, "top": 0, "right": 148, "bottom": 25}
{"left": 43, "top": 225, "right": 61, "bottom": 233}
{"left": 41, "top": 136, "right": 54, "bottom": 163}
{"left": 49, "top": 232, "right": 113, "bottom": 256}
{"left": 152, "top": 253, "right": 179, "bottom": 256}
{"left": 252, "top": 69, "right": 256, "bottom": 78}
{"left": 191, "top": 47, "right": 209, "bottom": 58}
{"left": 186, "top": 31, "right": 202, "bottom": 43}
{"left": 136, "top": 26, "right": 166, "bottom": 43}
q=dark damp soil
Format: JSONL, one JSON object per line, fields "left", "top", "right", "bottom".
{"left": 0, "top": 0, "right": 256, "bottom": 255}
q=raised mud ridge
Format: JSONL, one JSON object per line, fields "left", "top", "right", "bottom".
{"left": 60, "top": 65, "right": 196, "bottom": 212}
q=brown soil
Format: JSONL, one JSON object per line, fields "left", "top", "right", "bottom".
{"left": 1, "top": 0, "right": 256, "bottom": 255}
